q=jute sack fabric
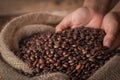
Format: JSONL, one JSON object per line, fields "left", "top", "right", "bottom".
{"left": 0, "top": 12, "right": 120, "bottom": 80}
{"left": 0, "top": 12, "right": 68, "bottom": 80}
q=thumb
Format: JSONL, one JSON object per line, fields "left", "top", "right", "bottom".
{"left": 55, "top": 15, "right": 71, "bottom": 32}
{"left": 102, "top": 13, "right": 119, "bottom": 48}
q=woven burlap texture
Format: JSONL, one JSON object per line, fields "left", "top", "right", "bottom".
{"left": 0, "top": 12, "right": 120, "bottom": 80}
{"left": 0, "top": 12, "right": 68, "bottom": 80}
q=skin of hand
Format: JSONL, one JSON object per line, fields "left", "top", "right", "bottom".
{"left": 102, "top": 1, "right": 120, "bottom": 50}
{"left": 56, "top": 0, "right": 110, "bottom": 32}
{"left": 56, "top": 0, "right": 120, "bottom": 50}
{"left": 56, "top": 7, "right": 104, "bottom": 31}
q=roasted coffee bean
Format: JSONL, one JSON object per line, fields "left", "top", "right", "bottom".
{"left": 76, "top": 63, "right": 81, "bottom": 70}
{"left": 17, "top": 27, "right": 119, "bottom": 80}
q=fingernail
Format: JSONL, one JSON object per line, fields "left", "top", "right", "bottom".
{"left": 104, "top": 40, "right": 112, "bottom": 47}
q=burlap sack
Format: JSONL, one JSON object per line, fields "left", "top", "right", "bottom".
{"left": 0, "top": 12, "right": 68, "bottom": 80}
{"left": 0, "top": 12, "right": 120, "bottom": 80}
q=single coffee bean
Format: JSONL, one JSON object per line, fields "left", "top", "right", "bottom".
{"left": 76, "top": 63, "right": 81, "bottom": 70}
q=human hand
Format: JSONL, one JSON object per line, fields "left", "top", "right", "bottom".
{"left": 56, "top": 7, "right": 120, "bottom": 50}
{"left": 56, "top": 0, "right": 120, "bottom": 50}
{"left": 56, "top": 7, "right": 104, "bottom": 32}
{"left": 56, "top": 0, "right": 110, "bottom": 32}
{"left": 102, "top": 12, "right": 120, "bottom": 50}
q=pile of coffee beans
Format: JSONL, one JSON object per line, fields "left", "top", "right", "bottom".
{"left": 17, "top": 27, "right": 117, "bottom": 80}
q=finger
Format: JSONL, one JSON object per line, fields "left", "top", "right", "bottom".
{"left": 55, "top": 15, "right": 71, "bottom": 32}
{"left": 102, "top": 13, "right": 119, "bottom": 48}
{"left": 71, "top": 7, "right": 92, "bottom": 29}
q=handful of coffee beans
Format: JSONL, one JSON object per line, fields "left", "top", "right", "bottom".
{"left": 17, "top": 27, "right": 117, "bottom": 80}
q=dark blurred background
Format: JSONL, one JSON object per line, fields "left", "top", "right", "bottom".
{"left": 0, "top": 0, "right": 83, "bottom": 15}
{"left": 0, "top": 0, "right": 118, "bottom": 30}
{"left": 0, "top": 0, "right": 83, "bottom": 30}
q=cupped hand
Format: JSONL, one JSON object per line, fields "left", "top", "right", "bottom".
{"left": 102, "top": 12, "right": 120, "bottom": 50}
{"left": 56, "top": 7, "right": 104, "bottom": 32}
{"left": 56, "top": 7, "right": 120, "bottom": 50}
